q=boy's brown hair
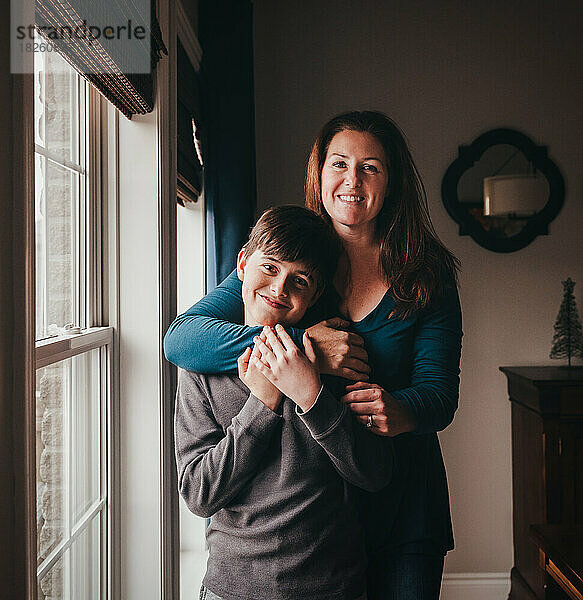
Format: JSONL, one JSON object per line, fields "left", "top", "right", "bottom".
{"left": 243, "top": 205, "right": 341, "bottom": 292}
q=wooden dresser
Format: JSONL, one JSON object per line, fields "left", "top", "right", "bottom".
{"left": 530, "top": 525, "right": 583, "bottom": 600}
{"left": 501, "top": 366, "right": 583, "bottom": 600}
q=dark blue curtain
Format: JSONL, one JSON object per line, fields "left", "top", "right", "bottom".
{"left": 199, "top": 0, "right": 257, "bottom": 290}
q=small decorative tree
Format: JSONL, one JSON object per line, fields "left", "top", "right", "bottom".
{"left": 550, "top": 277, "right": 583, "bottom": 367}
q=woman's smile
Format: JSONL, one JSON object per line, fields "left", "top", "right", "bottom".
{"left": 337, "top": 194, "right": 365, "bottom": 203}
{"left": 321, "top": 129, "right": 389, "bottom": 234}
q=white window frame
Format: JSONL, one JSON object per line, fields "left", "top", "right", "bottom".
{"left": 31, "top": 53, "right": 119, "bottom": 600}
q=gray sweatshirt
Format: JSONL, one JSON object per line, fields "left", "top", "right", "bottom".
{"left": 175, "top": 370, "right": 394, "bottom": 600}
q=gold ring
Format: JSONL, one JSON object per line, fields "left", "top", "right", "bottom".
{"left": 366, "top": 414, "right": 374, "bottom": 428}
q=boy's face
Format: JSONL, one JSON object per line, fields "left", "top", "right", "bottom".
{"left": 237, "top": 249, "right": 321, "bottom": 327}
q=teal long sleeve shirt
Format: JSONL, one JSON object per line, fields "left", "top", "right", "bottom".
{"left": 164, "top": 270, "right": 463, "bottom": 555}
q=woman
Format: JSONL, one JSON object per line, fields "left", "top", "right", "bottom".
{"left": 164, "top": 111, "right": 462, "bottom": 599}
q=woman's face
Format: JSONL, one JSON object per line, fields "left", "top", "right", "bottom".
{"left": 320, "top": 129, "right": 389, "bottom": 235}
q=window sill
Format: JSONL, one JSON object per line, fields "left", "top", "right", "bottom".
{"left": 35, "top": 326, "right": 113, "bottom": 369}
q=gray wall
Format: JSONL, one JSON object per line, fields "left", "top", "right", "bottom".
{"left": 252, "top": 0, "right": 583, "bottom": 574}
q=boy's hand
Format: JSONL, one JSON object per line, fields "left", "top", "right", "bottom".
{"left": 237, "top": 338, "right": 282, "bottom": 412}
{"left": 252, "top": 324, "right": 321, "bottom": 412}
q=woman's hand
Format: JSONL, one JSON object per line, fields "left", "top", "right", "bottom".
{"left": 341, "top": 381, "right": 417, "bottom": 437}
{"left": 237, "top": 335, "right": 282, "bottom": 411}
{"left": 252, "top": 324, "right": 322, "bottom": 412}
{"left": 306, "top": 318, "right": 370, "bottom": 381}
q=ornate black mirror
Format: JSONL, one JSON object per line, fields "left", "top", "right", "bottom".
{"left": 441, "top": 129, "right": 565, "bottom": 252}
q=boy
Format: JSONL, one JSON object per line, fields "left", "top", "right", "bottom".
{"left": 174, "top": 206, "right": 393, "bottom": 600}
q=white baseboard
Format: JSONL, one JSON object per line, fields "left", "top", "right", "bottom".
{"left": 441, "top": 573, "right": 510, "bottom": 600}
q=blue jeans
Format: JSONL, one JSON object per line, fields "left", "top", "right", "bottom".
{"left": 367, "top": 551, "right": 444, "bottom": 600}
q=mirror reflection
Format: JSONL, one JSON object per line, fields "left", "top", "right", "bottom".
{"left": 457, "top": 144, "right": 550, "bottom": 238}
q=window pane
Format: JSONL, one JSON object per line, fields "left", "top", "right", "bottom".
{"left": 71, "top": 351, "right": 101, "bottom": 524}
{"left": 35, "top": 155, "right": 79, "bottom": 338}
{"left": 35, "top": 44, "right": 83, "bottom": 165}
{"left": 36, "top": 349, "right": 102, "bottom": 568}
{"left": 71, "top": 515, "right": 101, "bottom": 600}
{"left": 34, "top": 44, "right": 86, "bottom": 340}
{"left": 38, "top": 554, "right": 67, "bottom": 600}
{"left": 35, "top": 153, "right": 47, "bottom": 338}
{"left": 37, "top": 515, "right": 101, "bottom": 600}
{"left": 37, "top": 360, "right": 67, "bottom": 564}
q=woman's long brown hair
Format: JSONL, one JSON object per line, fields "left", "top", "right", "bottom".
{"left": 305, "top": 110, "right": 459, "bottom": 317}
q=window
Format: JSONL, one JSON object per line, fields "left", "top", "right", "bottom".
{"left": 34, "top": 46, "right": 114, "bottom": 600}
{"left": 34, "top": 46, "right": 87, "bottom": 340}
